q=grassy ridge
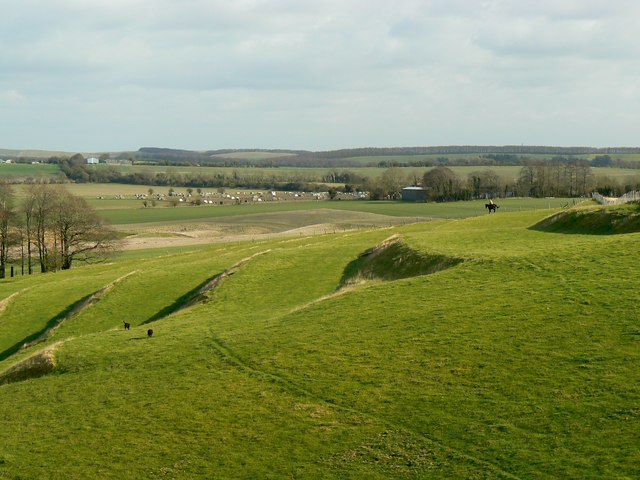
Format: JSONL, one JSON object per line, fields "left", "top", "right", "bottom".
{"left": 0, "top": 207, "right": 639, "bottom": 478}
{"left": 531, "top": 202, "right": 640, "bottom": 234}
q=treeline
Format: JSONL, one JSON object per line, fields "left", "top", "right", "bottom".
{"left": 42, "top": 154, "right": 640, "bottom": 200}
{"left": 0, "top": 183, "right": 117, "bottom": 277}
{"left": 135, "top": 147, "right": 322, "bottom": 168}
{"left": 119, "top": 145, "right": 640, "bottom": 168}
{"left": 135, "top": 149, "right": 363, "bottom": 168}
{"left": 13, "top": 154, "right": 640, "bottom": 202}
{"left": 307, "top": 145, "right": 640, "bottom": 157}
{"left": 57, "top": 154, "right": 363, "bottom": 192}
{"left": 365, "top": 161, "right": 640, "bottom": 201}
{"left": 8, "top": 145, "right": 640, "bottom": 170}
{"left": 590, "top": 155, "right": 640, "bottom": 169}
{"left": 95, "top": 146, "right": 640, "bottom": 161}
{"left": 134, "top": 146, "right": 640, "bottom": 169}
{"left": 373, "top": 154, "right": 528, "bottom": 168}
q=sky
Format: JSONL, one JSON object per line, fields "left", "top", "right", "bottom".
{"left": 1, "top": 0, "right": 639, "bottom": 152}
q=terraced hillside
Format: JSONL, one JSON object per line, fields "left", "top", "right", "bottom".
{"left": 0, "top": 207, "right": 638, "bottom": 479}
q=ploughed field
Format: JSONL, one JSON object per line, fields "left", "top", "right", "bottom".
{"left": 0, "top": 205, "right": 638, "bottom": 478}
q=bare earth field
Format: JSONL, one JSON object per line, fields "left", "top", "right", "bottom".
{"left": 117, "top": 209, "right": 426, "bottom": 250}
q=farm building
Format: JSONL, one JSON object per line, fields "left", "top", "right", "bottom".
{"left": 401, "top": 186, "right": 429, "bottom": 202}
{"left": 86, "top": 157, "right": 99, "bottom": 164}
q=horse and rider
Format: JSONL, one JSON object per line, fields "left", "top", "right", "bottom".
{"left": 485, "top": 199, "right": 499, "bottom": 213}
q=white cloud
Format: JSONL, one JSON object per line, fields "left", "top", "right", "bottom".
{"left": 0, "top": 0, "right": 639, "bottom": 150}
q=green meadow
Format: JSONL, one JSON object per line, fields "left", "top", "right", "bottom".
{"left": 96, "top": 197, "right": 573, "bottom": 226}
{"left": 0, "top": 162, "right": 62, "bottom": 179}
{"left": 0, "top": 202, "right": 639, "bottom": 479}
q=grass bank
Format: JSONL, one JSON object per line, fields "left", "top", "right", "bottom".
{"left": 0, "top": 205, "right": 638, "bottom": 478}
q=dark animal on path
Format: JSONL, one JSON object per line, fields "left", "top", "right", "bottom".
{"left": 123, "top": 322, "right": 130, "bottom": 330}
{"left": 147, "top": 329, "right": 153, "bottom": 338}
{"left": 485, "top": 203, "right": 499, "bottom": 213}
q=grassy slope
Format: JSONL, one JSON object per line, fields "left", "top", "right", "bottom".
{"left": 531, "top": 202, "right": 640, "bottom": 234}
{"left": 0, "top": 208, "right": 639, "bottom": 478}
{"left": 0, "top": 163, "right": 61, "bottom": 179}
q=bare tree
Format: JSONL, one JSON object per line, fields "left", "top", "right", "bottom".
{"left": 24, "top": 183, "right": 56, "bottom": 272}
{"left": 21, "top": 188, "right": 37, "bottom": 274}
{"left": 21, "top": 184, "right": 118, "bottom": 272}
{"left": 0, "top": 182, "right": 15, "bottom": 278}
{"left": 468, "top": 169, "right": 501, "bottom": 199}
{"left": 380, "top": 167, "right": 408, "bottom": 200}
{"left": 50, "top": 189, "right": 118, "bottom": 270}
{"left": 517, "top": 161, "right": 593, "bottom": 198}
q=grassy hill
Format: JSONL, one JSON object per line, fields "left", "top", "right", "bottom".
{"left": 0, "top": 206, "right": 639, "bottom": 478}
{"left": 531, "top": 202, "right": 640, "bottom": 234}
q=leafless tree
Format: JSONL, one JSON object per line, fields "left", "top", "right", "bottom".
{"left": 21, "top": 184, "right": 118, "bottom": 272}
{"left": 0, "top": 182, "right": 15, "bottom": 278}
{"left": 24, "top": 183, "right": 57, "bottom": 272}
{"left": 49, "top": 188, "right": 118, "bottom": 270}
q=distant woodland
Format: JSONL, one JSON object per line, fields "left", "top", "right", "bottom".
{"left": 133, "top": 146, "right": 640, "bottom": 169}
{"left": 1, "top": 146, "right": 639, "bottom": 199}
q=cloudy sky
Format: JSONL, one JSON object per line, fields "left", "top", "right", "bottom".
{"left": 1, "top": 0, "right": 639, "bottom": 152}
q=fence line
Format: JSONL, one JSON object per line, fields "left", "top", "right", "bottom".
{"left": 592, "top": 191, "right": 640, "bottom": 205}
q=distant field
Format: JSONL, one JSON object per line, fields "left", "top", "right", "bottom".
{"left": 209, "top": 151, "right": 297, "bottom": 160}
{"left": 2, "top": 161, "right": 639, "bottom": 187}
{"left": 593, "top": 167, "right": 640, "bottom": 181}
{"left": 96, "top": 197, "right": 577, "bottom": 226}
{"left": 585, "top": 153, "right": 640, "bottom": 161}
{"left": 0, "top": 163, "right": 62, "bottom": 178}
{"left": 87, "top": 163, "right": 640, "bottom": 184}
{"left": 0, "top": 149, "right": 112, "bottom": 158}
{"left": 344, "top": 152, "right": 640, "bottom": 165}
{"left": 88, "top": 163, "right": 343, "bottom": 182}
{"left": 6, "top": 181, "right": 587, "bottom": 226}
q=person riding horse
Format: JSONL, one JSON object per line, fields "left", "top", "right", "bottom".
{"left": 485, "top": 200, "right": 499, "bottom": 213}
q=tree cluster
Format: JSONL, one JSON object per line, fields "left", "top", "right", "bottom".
{"left": 515, "top": 160, "right": 593, "bottom": 198}
{"left": 0, "top": 183, "right": 118, "bottom": 277}
{"left": 55, "top": 160, "right": 347, "bottom": 193}
{"left": 362, "top": 160, "right": 603, "bottom": 202}
{"left": 422, "top": 162, "right": 596, "bottom": 201}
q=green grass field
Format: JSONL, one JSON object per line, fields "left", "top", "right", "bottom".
{"left": 0, "top": 203, "right": 639, "bottom": 478}
{"left": 10, "top": 182, "right": 579, "bottom": 241}
{"left": 95, "top": 197, "right": 574, "bottom": 226}
{"left": 0, "top": 163, "right": 62, "bottom": 179}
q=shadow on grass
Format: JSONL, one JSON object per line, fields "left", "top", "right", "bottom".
{"left": 0, "top": 294, "right": 95, "bottom": 362}
{"left": 529, "top": 203, "right": 640, "bottom": 235}
{"left": 143, "top": 274, "right": 222, "bottom": 325}
{"left": 339, "top": 235, "right": 463, "bottom": 288}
